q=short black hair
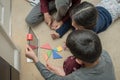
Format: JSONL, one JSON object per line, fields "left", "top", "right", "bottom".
{"left": 70, "top": 1, "right": 98, "bottom": 30}
{"left": 66, "top": 30, "right": 102, "bottom": 63}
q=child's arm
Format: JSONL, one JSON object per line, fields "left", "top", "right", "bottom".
{"left": 46, "top": 62, "right": 65, "bottom": 76}
{"left": 51, "top": 20, "right": 63, "bottom": 30}
{"left": 51, "top": 18, "right": 73, "bottom": 39}
{"left": 40, "top": 0, "right": 53, "bottom": 26}
{"left": 40, "top": 0, "right": 49, "bottom": 13}
{"left": 49, "top": 0, "right": 71, "bottom": 30}
{"left": 52, "top": 0, "right": 81, "bottom": 30}
{"left": 62, "top": 0, "right": 81, "bottom": 22}
{"left": 25, "top": 45, "right": 68, "bottom": 80}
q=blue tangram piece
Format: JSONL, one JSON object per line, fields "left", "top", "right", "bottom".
{"left": 53, "top": 48, "right": 57, "bottom": 51}
{"left": 52, "top": 50, "right": 62, "bottom": 59}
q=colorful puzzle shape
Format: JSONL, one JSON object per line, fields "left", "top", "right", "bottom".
{"left": 40, "top": 43, "right": 52, "bottom": 50}
{"left": 47, "top": 51, "right": 52, "bottom": 58}
{"left": 43, "top": 54, "right": 48, "bottom": 61}
{"left": 41, "top": 43, "right": 65, "bottom": 60}
{"left": 52, "top": 50, "right": 62, "bottom": 59}
{"left": 53, "top": 48, "right": 57, "bottom": 51}
{"left": 57, "top": 46, "right": 63, "bottom": 52}
{"left": 29, "top": 45, "right": 38, "bottom": 50}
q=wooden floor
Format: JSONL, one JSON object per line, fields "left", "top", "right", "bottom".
{"left": 12, "top": 0, "right": 120, "bottom": 80}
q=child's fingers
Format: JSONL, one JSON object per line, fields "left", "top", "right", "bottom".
{"left": 46, "top": 64, "right": 53, "bottom": 70}
{"left": 48, "top": 21, "right": 51, "bottom": 26}
{"left": 26, "top": 45, "right": 32, "bottom": 50}
{"left": 25, "top": 45, "right": 33, "bottom": 53}
{"left": 46, "top": 61, "right": 51, "bottom": 68}
{"left": 25, "top": 47, "right": 28, "bottom": 52}
{"left": 46, "top": 62, "right": 55, "bottom": 71}
{"left": 48, "top": 20, "right": 52, "bottom": 26}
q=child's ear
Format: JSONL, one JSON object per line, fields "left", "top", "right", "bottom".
{"left": 75, "top": 58, "right": 83, "bottom": 65}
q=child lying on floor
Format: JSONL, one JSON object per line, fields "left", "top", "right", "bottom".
{"left": 51, "top": 0, "right": 120, "bottom": 39}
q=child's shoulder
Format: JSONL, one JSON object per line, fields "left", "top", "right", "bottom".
{"left": 101, "top": 50, "right": 113, "bottom": 63}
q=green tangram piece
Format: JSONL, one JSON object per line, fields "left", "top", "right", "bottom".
{"left": 47, "top": 50, "right": 52, "bottom": 58}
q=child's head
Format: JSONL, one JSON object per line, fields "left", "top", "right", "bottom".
{"left": 70, "top": 1, "right": 98, "bottom": 30}
{"left": 66, "top": 30, "right": 102, "bottom": 63}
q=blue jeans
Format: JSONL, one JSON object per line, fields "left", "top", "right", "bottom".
{"left": 56, "top": 18, "right": 75, "bottom": 38}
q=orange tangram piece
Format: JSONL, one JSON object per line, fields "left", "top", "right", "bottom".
{"left": 40, "top": 43, "right": 52, "bottom": 50}
{"left": 43, "top": 54, "right": 48, "bottom": 61}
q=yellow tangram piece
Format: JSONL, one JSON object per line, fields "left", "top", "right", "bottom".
{"left": 57, "top": 46, "right": 63, "bottom": 52}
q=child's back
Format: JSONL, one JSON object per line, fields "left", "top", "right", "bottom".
{"left": 67, "top": 50, "right": 115, "bottom": 80}
{"left": 65, "top": 30, "right": 116, "bottom": 80}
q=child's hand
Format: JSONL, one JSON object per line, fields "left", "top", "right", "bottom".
{"left": 25, "top": 45, "right": 39, "bottom": 63}
{"left": 51, "top": 31, "right": 60, "bottom": 40}
{"left": 44, "top": 13, "right": 53, "bottom": 26}
{"left": 51, "top": 20, "right": 63, "bottom": 30}
{"left": 46, "top": 62, "right": 65, "bottom": 76}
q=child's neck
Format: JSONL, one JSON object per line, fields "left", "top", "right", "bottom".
{"left": 84, "top": 59, "right": 99, "bottom": 68}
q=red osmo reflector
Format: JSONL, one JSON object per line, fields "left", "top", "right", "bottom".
{"left": 27, "top": 34, "right": 33, "bottom": 40}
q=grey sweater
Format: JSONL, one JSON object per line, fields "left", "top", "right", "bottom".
{"left": 55, "top": 0, "right": 72, "bottom": 22}
{"left": 35, "top": 50, "right": 116, "bottom": 80}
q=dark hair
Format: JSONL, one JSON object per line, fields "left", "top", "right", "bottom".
{"left": 66, "top": 30, "right": 102, "bottom": 63}
{"left": 70, "top": 1, "right": 98, "bottom": 30}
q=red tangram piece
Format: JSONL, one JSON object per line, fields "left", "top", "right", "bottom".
{"left": 29, "top": 45, "right": 38, "bottom": 50}
{"left": 27, "top": 34, "right": 33, "bottom": 41}
{"left": 40, "top": 43, "right": 52, "bottom": 50}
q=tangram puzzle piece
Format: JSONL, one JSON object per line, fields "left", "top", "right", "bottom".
{"left": 40, "top": 43, "right": 52, "bottom": 50}
{"left": 47, "top": 51, "right": 52, "bottom": 58}
{"left": 57, "top": 46, "right": 63, "bottom": 52}
{"left": 29, "top": 45, "right": 38, "bottom": 50}
{"left": 43, "top": 54, "right": 48, "bottom": 61}
{"left": 53, "top": 48, "right": 57, "bottom": 51}
{"left": 52, "top": 50, "right": 62, "bottom": 59}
